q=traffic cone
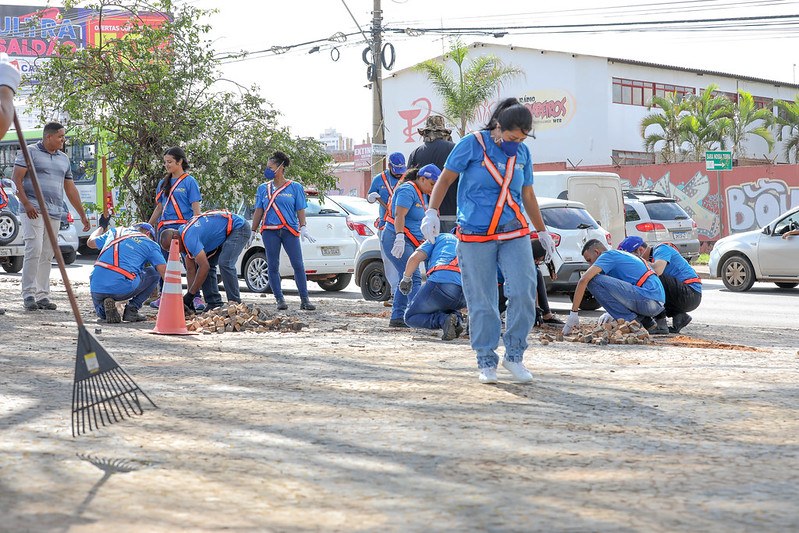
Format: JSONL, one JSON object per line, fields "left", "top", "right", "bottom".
{"left": 152, "top": 238, "right": 195, "bottom": 335}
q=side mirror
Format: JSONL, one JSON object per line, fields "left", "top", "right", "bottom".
{"left": 762, "top": 226, "right": 771, "bottom": 235}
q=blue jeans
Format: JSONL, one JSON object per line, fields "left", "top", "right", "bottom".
{"left": 404, "top": 281, "right": 467, "bottom": 330}
{"left": 458, "top": 235, "right": 536, "bottom": 369}
{"left": 92, "top": 267, "right": 161, "bottom": 318}
{"left": 380, "top": 228, "right": 421, "bottom": 320}
{"left": 262, "top": 228, "right": 309, "bottom": 299}
{"left": 201, "top": 225, "right": 249, "bottom": 307}
{"left": 586, "top": 274, "right": 665, "bottom": 321}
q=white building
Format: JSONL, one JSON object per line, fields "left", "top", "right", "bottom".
{"left": 318, "top": 128, "right": 353, "bottom": 153}
{"left": 382, "top": 42, "right": 799, "bottom": 166}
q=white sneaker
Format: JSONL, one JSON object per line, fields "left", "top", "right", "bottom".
{"left": 502, "top": 360, "right": 533, "bottom": 382}
{"left": 478, "top": 367, "right": 498, "bottom": 384}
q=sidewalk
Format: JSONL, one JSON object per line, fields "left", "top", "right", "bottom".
{"left": 694, "top": 263, "right": 713, "bottom": 279}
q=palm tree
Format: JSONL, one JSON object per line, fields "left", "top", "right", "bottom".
{"left": 774, "top": 97, "right": 799, "bottom": 162}
{"left": 725, "top": 90, "right": 775, "bottom": 159}
{"left": 640, "top": 92, "right": 689, "bottom": 163}
{"left": 414, "top": 39, "right": 523, "bottom": 138}
{"left": 680, "top": 83, "right": 730, "bottom": 161}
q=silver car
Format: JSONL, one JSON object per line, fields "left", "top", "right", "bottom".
{"left": 709, "top": 205, "right": 799, "bottom": 292}
{"left": 624, "top": 190, "right": 700, "bottom": 261}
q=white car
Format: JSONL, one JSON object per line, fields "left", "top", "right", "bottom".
{"left": 624, "top": 190, "right": 700, "bottom": 262}
{"left": 235, "top": 193, "right": 360, "bottom": 293}
{"left": 709, "top": 205, "right": 799, "bottom": 292}
{"left": 325, "top": 195, "right": 378, "bottom": 244}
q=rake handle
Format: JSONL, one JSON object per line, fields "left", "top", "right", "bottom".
{"left": 13, "top": 112, "right": 84, "bottom": 327}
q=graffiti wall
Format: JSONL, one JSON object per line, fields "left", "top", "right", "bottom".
{"left": 582, "top": 162, "right": 799, "bottom": 247}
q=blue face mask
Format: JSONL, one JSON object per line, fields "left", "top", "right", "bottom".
{"left": 501, "top": 141, "right": 521, "bottom": 157}
{"left": 263, "top": 167, "right": 276, "bottom": 180}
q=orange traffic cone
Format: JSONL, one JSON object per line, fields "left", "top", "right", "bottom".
{"left": 152, "top": 238, "right": 195, "bottom": 335}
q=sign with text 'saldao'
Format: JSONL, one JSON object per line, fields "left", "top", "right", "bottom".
{"left": 706, "top": 151, "right": 732, "bottom": 171}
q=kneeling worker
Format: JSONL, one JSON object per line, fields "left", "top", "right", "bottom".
{"left": 159, "top": 210, "right": 249, "bottom": 312}
{"left": 89, "top": 221, "right": 165, "bottom": 323}
{"left": 563, "top": 239, "right": 666, "bottom": 335}
{"left": 618, "top": 236, "right": 701, "bottom": 334}
{"left": 399, "top": 231, "right": 467, "bottom": 340}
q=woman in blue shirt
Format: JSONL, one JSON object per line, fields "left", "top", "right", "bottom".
{"left": 422, "top": 98, "right": 557, "bottom": 385}
{"left": 250, "top": 151, "right": 316, "bottom": 311}
{"left": 380, "top": 164, "right": 440, "bottom": 327}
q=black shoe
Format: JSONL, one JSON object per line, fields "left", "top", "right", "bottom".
{"left": 0, "top": 307, "right": 4, "bottom": 315}
{"left": 276, "top": 298, "right": 288, "bottom": 311}
{"left": 454, "top": 315, "right": 464, "bottom": 337}
{"left": 640, "top": 316, "right": 655, "bottom": 330}
{"left": 300, "top": 299, "right": 316, "bottom": 311}
{"left": 23, "top": 297, "right": 39, "bottom": 311}
{"left": 646, "top": 317, "right": 669, "bottom": 335}
{"left": 542, "top": 314, "right": 565, "bottom": 325}
{"left": 441, "top": 313, "right": 459, "bottom": 341}
{"left": 389, "top": 318, "right": 409, "bottom": 328}
{"left": 104, "top": 298, "right": 121, "bottom": 323}
{"left": 122, "top": 305, "right": 147, "bottom": 322}
{"left": 671, "top": 313, "right": 692, "bottom": 334}
{"left": 36, "top": 298, "right": 57, "bottom": 310}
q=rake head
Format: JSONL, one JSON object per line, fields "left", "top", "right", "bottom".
{"left": 72, "top": 326, "right": 157, "bottom": 437}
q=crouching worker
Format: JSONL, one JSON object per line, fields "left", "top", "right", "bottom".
{"left": 159, "top": 210, "right": 249, "bottom": 313}
{"left": 618, "top": 236, "right": 701, "bottom": 334}
{"left": 88, "top": 221, "right": 165, "bottom": 323}
{"left": 400, "top": 231, "right": 467, "bottom": 340}
{"left": 563, "top": 239, "right": 666, "bottom": 335}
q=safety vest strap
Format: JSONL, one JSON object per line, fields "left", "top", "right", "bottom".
{"left": 261, "top": 181, "right": 300, "bottom": 236}
{"left": 455, "top": 226, "right": 531, "bottom": 242}
{"left": 427, "top": 257, "right": 460, "bottom": 277}
{"left": 654, "top": 243, "right": 701, "bottom": 285}
{"left": 94, "top": 233, "right": 139, "bottom": 280}
{"left": 380, "top": 172, "right": 400, "bottom": 223}
{"left": 181, "top": 210, "right": 235, "bottom": 259}
{"left": 682, "top": 277, "right": 702, "bottom": 285}
{"left": 157, "top": 173, "right": 189, "bottom": 229}
{"left": 636, "top": 269, "right": 655, "bottom": 287}
{"left": 0, "top": 185, "right": 7, "bottom": 209}
{"left": 384, "top": 181, "right": 426, "bottom": 246}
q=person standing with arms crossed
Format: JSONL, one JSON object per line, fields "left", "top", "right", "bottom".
{"left": 366, "top": 152, "right": 406, "bottom": 296}
{"left": 13, "top": 122, "right": 91, "bottom": 311}
{"left": 420, "top": 98, "right": 557, "bottom": 384}
{"left": 250, "top": 150, "right": 316, "bottom": 311}
{"left": 408, "top": 116, "right": 456, "bottom": 233}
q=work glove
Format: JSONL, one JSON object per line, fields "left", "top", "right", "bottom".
{"left": 247, "top": 230, "right": 258, "bottom": 247}
{"left": 598, "top": 312, "right": 614, "bottom": 325}
{"left": 183, "top": 292, "right": 196, "bottom": 313}
{"left": 367, "top": 191, "right": 381, "bottom": 203}
{"left": 0, "top": 54, "right": 21, "bottom": 94}
{"left": 300, "top": 226, "right": 316, "bottom": 243}
{"left": 98, "top": 213, "right": 111, "bottom": 230}
{"left": 562, "top": 310, "right": 579, "bottom": 335}
{"left": 420, "top": 208, "right": 440, "bottom": 242}
{"left": 398, "top": 275, "right": 413, "bottom": 295}
{"left": 391, "top": 233, "right": 405, "bottom": 258}
{"left": 537, "top": 230, "right": 557, "bottom": 263}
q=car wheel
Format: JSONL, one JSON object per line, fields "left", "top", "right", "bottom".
{"left": 317, "top": 273, "right": 353, "bottom": 292}
{"left": 63, "top": 250, "right": 77, "bottom": 265}
{"left": 360, "top": 261, "right": 391, "bottom": 301}
{"left": 243, "top": 252, "right": 272, "bottom": 293}
{"left": 721, "top": 255, "right": 755, "bottom": 292}
{"left": 570, "top": 291, "right": 602, "bottom": 311}
{"left": 2, "top": 255, "right": 23, "bottom": 273}
{"left": 0, "top": 211, "right": 19, "bottom": 246}
{"left": 775, "top": 282, "right": 798, "bottom": 289}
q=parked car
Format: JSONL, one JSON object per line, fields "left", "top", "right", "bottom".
{"left": 354, "top": 235, "right": 390, "bottom": 301}
{"left": 709, "top": 205, "right": 799, "bottom": 292}
{"left": 624, "top": 190, "right": 699, "bottom": 262}
{"left": 0, "top": 191, "right": 78, "bottom": 273}
{"left": 235, "top": 193, "right": 359, "bottom": 293}
{"left": 325, "top": 195, "right": 378, "bottom": 244}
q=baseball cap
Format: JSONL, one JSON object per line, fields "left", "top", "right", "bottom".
{"left": 133, "top": 222, "right": 155, "bottom": 240}
{"left": 388, "top": 152, "right": 406, "bottom": 174}
{"left": 418, "top": 163, "right": 441, "bottom": 181}
{"left": 618, "top": 235, "right": 645, "bottom": 253}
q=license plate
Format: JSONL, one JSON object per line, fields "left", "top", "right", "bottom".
{"left": 0, "top": 249, "right": 10, "bottom": 256}
{"left": 672, "top": 232, "right": 688, "bottom": 240}
{"left": 321, "top": 246, "right": 340, "bottom": 256}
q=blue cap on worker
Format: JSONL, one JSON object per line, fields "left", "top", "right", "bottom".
{"left": 388, "top": 152, "right": 406, "bottom": 174}
{"left": 618, "top": 235, "right": 645, "bottom": 253}
{"left": 418, "top": 163, "right": 441, "bottom": 182}
{"left": 133, "top": 222, "right": 156, "bottom": 241}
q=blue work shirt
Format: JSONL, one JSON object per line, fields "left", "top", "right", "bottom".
{"left": 367, "top": 170, "right": 400, "bottom": 229}
{"left": 418, "top": 233, "right": 461, "bottom": 286}
{"left": 90, "top": 231, "right": 165, "bottom": 295}
{"left": 385, "top": 181, "right": 427, "bottom": 244}
{"left": 594, "top": 250, "right": 665, "bottom": 302}
{"left": 255, "top": 180, "right": 307, "bottom": 232}
{"left": 181, "top": 212, "right": 247, "bottom": 259}
{"left": 155, "top": 174, "right": 202, "bottom": 227}
{"left": 444, "top": 130, "right": 534, "bottom": 234}
{"left": 653, "top": 243, "right": 702, "bottom": 293}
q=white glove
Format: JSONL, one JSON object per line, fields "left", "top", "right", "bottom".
{"left": 0, "top": 54, "right": 20, "bottom": 94}
{"left": 398, "top": 275, "right": 413, "bottom": 295}
{"left": 420, "top": 208, "right": 440, "bottom": 242}
{"left": 391, "top": 233, "right": 405, "bottom": 258}
{"left": 300, "top": 226, "right": 316, "bottom": 243}
{"left": 247, "top": 230, "right": 258, "bottom": 247}
{"left": 367, "top": 191, "right": 381, "bottom": 204}
{"left": 537, "top": 230, "right": 557, "bottom": 263}
{"left": 598, "top": 312, "right": 613, "bottom": 325}
{"left": 562, "top": 310, "right": 579, "bottom": 335}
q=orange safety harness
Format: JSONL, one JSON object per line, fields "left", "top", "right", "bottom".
{"left": 379, "top": 171, "right": 400, "bottom": 224}
{"left": 654, "top": 243, "right": 702, "bottom": 285}
{"left": 181, "top": 210, "right": 235, "bottom": 260}
{"left": 456, "top": 133, "right": 530, "bottom": 243}
{"left": 156, "top": 173, "right": 190, "bottom": 230}
{"left": 260, "top": 180, "right": 300, "bottom": 237}
{"left": 94, "top": 233, "right": 140, "bottom": 280}
{"left": 0, "top": 184, "right": 7, "bottom": 210}
{"left": 427, "top": 257, "right": 460, "bottom": 277}
{"left": 384, "top": 181, "right": 426, "bottom": 247}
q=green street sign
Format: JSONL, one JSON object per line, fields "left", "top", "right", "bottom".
{"left": 705, "top": 151, "right": 732, "bottom": 171}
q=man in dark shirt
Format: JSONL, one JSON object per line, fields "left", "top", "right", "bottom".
{"left": 408, "top": 115, "right": 457, "bottom": 233}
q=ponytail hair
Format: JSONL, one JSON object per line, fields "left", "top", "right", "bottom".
{"left": 161, "top": 146, "right": 189, "bottom": 195}
{"left": 482, "top": 97, "right": 533, "bottom": 133}
{"left": 399, "top": 167, "right": 419, "bottom": 184}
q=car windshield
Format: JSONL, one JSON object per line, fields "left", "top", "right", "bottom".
{"left": 328, "top": 196, "right": 376, "bottom": 216}
{"left": 541, "top": 206, "right": 599, "bottom": 230}
{"left": 643, "top": 201, "right": 689, "bottom": 220}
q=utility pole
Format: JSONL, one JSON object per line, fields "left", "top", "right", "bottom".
{"left": 370, "top": 0, "right": 385, "bottom": 177}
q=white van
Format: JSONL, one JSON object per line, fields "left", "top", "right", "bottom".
{"left": 533, "top": 171, "right": 625, "bottom": 248}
